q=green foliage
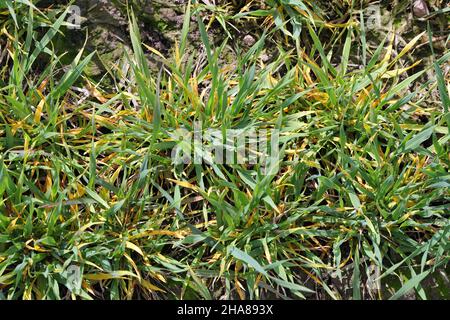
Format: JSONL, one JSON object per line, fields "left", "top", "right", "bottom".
{"left": 0, "top": 0, "right": 448, "bottom": 300}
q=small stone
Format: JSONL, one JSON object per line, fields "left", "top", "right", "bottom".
{"left": 412, "top": 0, "right": 429, "bottom": 18}
{"left": 243, "top": 34, "right": 256, "bottom": 47}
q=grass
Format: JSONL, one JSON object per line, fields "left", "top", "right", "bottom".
{"left": 0, "top": 0, "right": 449, "bottom": 300}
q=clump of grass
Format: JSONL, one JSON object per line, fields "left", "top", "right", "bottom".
{"left": 0, "top": 0, "right": 448, "bottom": 300}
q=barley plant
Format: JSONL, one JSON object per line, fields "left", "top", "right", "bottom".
{"left": 0, "top": 0, "right": 448, "bottom": 300}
